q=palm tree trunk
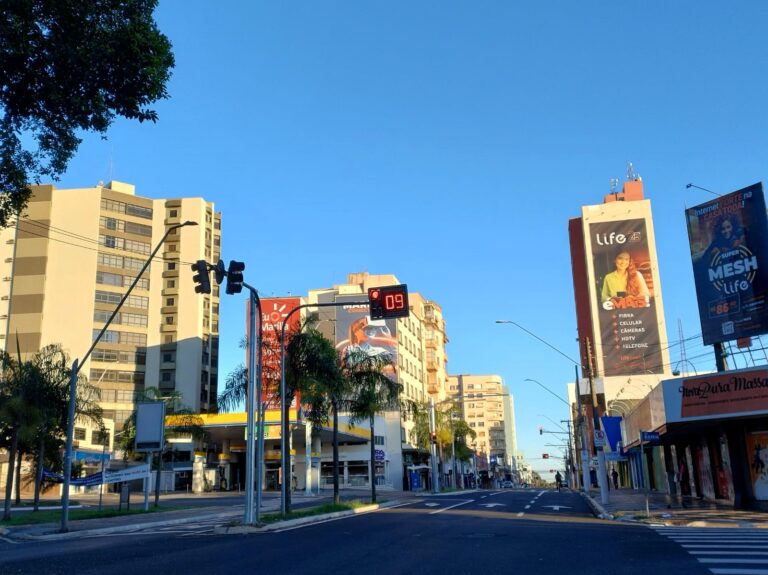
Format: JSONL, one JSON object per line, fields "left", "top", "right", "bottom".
{"left": 332, "top": 404, "right": 340, "bottom": 506}
{"left": 33, "top": 433, "right": 45, "bottom": 511}
{"left": 370, "top": 416, "right": 376, "bottom": 504}
{"left": 3, "top": 428, "right": 19, "bottom": 520}
{"left": 14, "top": 448, "right": 22, "bottom": 505}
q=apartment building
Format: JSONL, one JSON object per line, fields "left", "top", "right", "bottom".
{"left": 307, "top": 271, "right": 450, "bottom": 490}
{"left": 0, "top": 181, "right": 220, "bottom": 433}
{"left": 447, "top": 374, "right": 517, "bottom": 482}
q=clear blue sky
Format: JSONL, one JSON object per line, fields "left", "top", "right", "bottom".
{"left": 54, "top": 1, "right": 768, "bottom": 477}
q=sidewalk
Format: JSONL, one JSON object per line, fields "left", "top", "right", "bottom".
{"left": 1, "top": 488, "right": 405, "bottom": 542}
{"left": 582, "top": 487, "right": 768, "bottom": 527}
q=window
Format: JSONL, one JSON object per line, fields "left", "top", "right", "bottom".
{"left": 167, "top": 280, "right": 175, "bottom": 289}
{"left": 165, "top": 316, "right": 174, "bottom": 325}
{"left": 166, "top": 298, "right": 175, "bottom": 306}
{"left": 374, "top": 435, "right": 385, "bottom": 446}
{"left": 96, "top": 271, "right": 122, "bottom": 287}
{"left": 163, "top": 352, "right": 174, "bottom": 363}
{"left": 167, "top": 262, "right": 176, "bottom": 271}
{"left": 74, "top": 428, "right": 86, "bottom": 441}
{"left": 92, "top": 430, "right": 109, "bottom": 447}
{"left": 169, "top": 209, "right": 177, "bottom": 217}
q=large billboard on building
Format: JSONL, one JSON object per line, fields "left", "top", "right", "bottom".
{"left": 334, "top": 294, "right": 398, "bottom": 378}
{"left": 586, "top": 217, "right": 665, "bottom": 376}
{"left": 686, "top": 182, "right": 768, "bottom": 345}
{"left": 247, "top": 297, "right": 302, "bottom": 410}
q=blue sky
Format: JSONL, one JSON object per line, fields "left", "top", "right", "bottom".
{"left": 54, "top": 2, "right": 768, "bottom": 476}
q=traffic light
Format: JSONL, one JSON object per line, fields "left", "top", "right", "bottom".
{"left": 430, "top": 431, "right": 437, "bottom": 444}
{"left": 539, "top": 426, "right": 544, "bottom": 435}
{"left": 368, "top": 284, "right": 410, "bottom": 319}
{"left": 191, "top": 260, "right": 211, "bottom": 294}
{"left": 542, "top": 453, "right": 549, "bottom": 459}
{"left": 214, "top": 259, "right": 226, "bottom": 285}
{"left": 226, "top": 260, "right": 245, "bottom": 295}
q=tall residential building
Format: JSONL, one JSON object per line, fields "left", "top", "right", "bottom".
{"left": 447, "top": 374, "right": 515, "bottom": 480}
{"left": 307, "top": 271, "right": 450, "bottom": 489}
{"left": 0, "top": 181, "right": 221, "bottom": 429}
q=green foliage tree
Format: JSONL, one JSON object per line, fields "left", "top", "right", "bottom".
{"left": 345, "top": 348, "right": 400, "bottom": 504}
{"left": 285, "top": 328, "right": 343, "bottom": 507}
{"left": 0, "top": 344, "right": 102, "bottom": 519}
{"left": 0, "top": 0, "right": 174, "bottom": 227}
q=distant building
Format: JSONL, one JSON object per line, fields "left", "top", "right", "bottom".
{"left": 447, "top": 374, "right": 517, "bottom": 485}
{"left": 0, "top": 181, "right": 221, "bottom": 428}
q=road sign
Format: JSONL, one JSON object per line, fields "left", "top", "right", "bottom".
{"left": 641, "top": 431, "right": 660, "bottom": 442}
{"left": 593, "top": 429, "right": 606, "bottom": 447}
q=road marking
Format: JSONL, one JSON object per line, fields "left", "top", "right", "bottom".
{"left": 478, "top": 503, "right": 505, "bottom": 508}
{"left": 271, "top": 501, "right": 414, "bottom": 532}
{"left": 425, "top": 503, "right": 440, "bottom": 507}
{"left": 0, "top": 536, "right": 19, "bottom": 545}
{"left": 697, "top": 558, "right": 768, "bottom": 573}
{"left": 516, "top": 512, "right": 524, "bottom": 517}
{"left": 685, "top": 546, "right": 768, "bottom": 550}
{"left": 541, "top": 505, "right": 572, "bottom": 511}
{"left": 692, "top": 552, "right": 768, "bottom": 556}
{"left": 524, "top": 505, "right": 531, "bottom": 509}
{"left": 710, "top": 570, "right": 768, "bottom": 575}
{"left": 430, "top": 500, "right": 475, "bottom": 515}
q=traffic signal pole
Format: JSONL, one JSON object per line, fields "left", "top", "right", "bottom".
{"left": 61, "top": 221, "right": 197, "bottom": 532}
{"left": 243, "top": 284, "right": 263, "bottom": 525}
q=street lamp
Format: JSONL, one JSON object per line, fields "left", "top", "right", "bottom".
{"left": 523, "top": 378, "right": 570, "bottom": 408}
{"left": 60, "top": 220, "right": 197, "bottom": 532}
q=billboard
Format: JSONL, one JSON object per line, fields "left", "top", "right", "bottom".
{"left": 255, "top": 297, "right": 302, "bottom": 410}
{"left": 588, "top": 218, "right": 664, "bottom": 375}
{"left": 334, "top": 294, "right": 398, "bottom": 378}
{"left": 686, "top": 182, "right": 768, "bottom": 345}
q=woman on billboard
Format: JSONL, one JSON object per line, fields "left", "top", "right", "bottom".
{"left": 703, "top": 213, "right": 746, "bottom": 264}
{"left": 601, "top": 250, "right": 650, "bottom": 310}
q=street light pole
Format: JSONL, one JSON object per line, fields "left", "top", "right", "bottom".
{"left": 60, "top": 220, "right": 197, "bottom": 532}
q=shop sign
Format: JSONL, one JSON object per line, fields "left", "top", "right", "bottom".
{"left": 680, "top": 368, "right": 768, "bottom": 418}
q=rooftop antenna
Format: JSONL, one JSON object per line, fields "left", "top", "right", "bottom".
{"left": 610, "top": 178, "right": 619, "bottom": 200}
{"left": 626, "top": 161, "right": 636, "bottom": 181}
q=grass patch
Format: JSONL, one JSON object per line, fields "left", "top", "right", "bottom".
{"left": 259, "top": 500, "right": 370, "bottom": 525}
{"left": 0, "top": 506, "right": 181, "bottom": 527}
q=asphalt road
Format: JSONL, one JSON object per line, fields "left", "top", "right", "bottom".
{"left": 0, "top": 489, "right": 716, "bottom": 575}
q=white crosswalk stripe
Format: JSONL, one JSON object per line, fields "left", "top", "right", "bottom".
{"left": 653, "top": 526, "right": 768, "bottom": 575}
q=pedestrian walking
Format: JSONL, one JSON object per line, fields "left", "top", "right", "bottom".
{"left": 611, "top": 468, "right": 619, "bottom": 489}
{"left": 555, "top": 471, "right": 562, "bottom": 491}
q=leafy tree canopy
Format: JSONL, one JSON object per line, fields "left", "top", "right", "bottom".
{"left": 0, "top": 0, "right": 174, "bottom": 227}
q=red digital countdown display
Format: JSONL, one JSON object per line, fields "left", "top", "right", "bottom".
{"left": 368, "top": 284, "right": 410, "bottom": 319}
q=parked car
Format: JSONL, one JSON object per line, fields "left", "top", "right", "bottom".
{"left": 501, "top": 480, "right": 514, "bottom": 488}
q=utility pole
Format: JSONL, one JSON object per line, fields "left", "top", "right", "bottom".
{"left": 585, "top": 337, "right": 609, "bottom": 505}
{"left": 574, "top": 365, "right": 590, "bottom": 495}
{"left": 429, "top": 398, "right": 440, "bottom": 494}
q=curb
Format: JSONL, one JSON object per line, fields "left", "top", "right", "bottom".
{"left": 214, "top": 500, "right": 401, "bottom": 535}
{"left": 8, "top": 511, "right": 240, "bottom": 542}
{"left": 580, "top": 492, "right": 613, "bottom": 520}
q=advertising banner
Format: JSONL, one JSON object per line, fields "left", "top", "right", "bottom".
{"left": 588, "top": 219, "right": 664, "bottom": 375}
{"left": 686, "top": 182, "right": 768, "bottom": 345}
{"left": 250, "top": 297, "right": 302, "bottom": 410}
{"left": 334, "top": 294, "right": 398, "bottom": 378}
{"left": 679, "top": 368, "right": 768, "bottom": 419}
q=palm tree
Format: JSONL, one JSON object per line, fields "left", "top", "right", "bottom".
{"left": 345, "top": 348, "right": 400, "bottom": 503}
{"left": 0, "top": 351, "right": 44, "bottom": 520}
{"left": 285, "top": 328, "right": 342, "bottom": 507}
{"left": 29, "top": 344, "right": 102, "bottom": 511}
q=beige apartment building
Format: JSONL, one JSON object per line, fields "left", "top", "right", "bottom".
{"left": 0, "top": 181, "right": 221, "bottom": 436}
{"left": 307, "top": 271, "right": 450, "bottom": 489}
{"left": 447, "top": 374, "right": 517, "bottom": 483}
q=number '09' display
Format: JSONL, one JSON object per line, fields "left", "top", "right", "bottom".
{"left": 368, "top": 284, "right": 410, "bottom": 319}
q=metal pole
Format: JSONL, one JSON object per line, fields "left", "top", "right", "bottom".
{"left": 243, "top": 291, "right": 257, "bottom": 525}
{"left": 60, "top": 221, "right": 196, "bottom": 532}
{"left": 575, "top": 365, "right": 590, "bottom": 495}
{"left": 429, "top": 398, "right": 439, "bottom": 494}
{"left": 60, "top": 359, "right": 78, "bottom": 532}
{"left": 254, "top": 289, "right": 264, "bottom": 524}
{"left": 143, "top": 452, "right": 151, "bottom": 511}
{"left": 98, "top": 437, "right": 106, "bottom": 512}
{"left": 585, "top": 338, "right": 609, "bottom": 505}
{"left": 640, "top": 432, "right": 649, "bottom": 517}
